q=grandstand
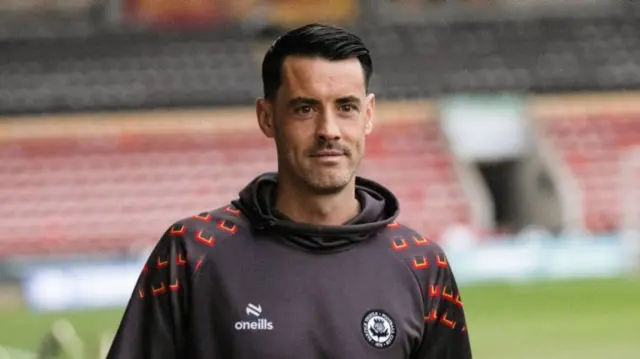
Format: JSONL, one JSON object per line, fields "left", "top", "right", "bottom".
{"left": 0, "top": 101, "right": 476, "bottom": 256}
{"left": 0, "top": 0, "right": 639, "bottom": 358}
{"left": 531, "top": 94, "right": 640, "bottom": 234}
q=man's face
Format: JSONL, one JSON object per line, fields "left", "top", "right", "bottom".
{"left": 257, "top": 56, "right": 375, "bottom": 194}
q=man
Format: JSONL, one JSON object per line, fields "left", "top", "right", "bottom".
{"left": 107, "top": 23, "right": 472, "bottom": 359}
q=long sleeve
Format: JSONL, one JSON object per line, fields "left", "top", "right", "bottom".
{"left": 412, "top": 247, "right": 472, "bottom": 359}
{"left": 106, "top": 224, "right": 196, "bottom": 359}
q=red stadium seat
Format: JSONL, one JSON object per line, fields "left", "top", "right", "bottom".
{"left": 540, "top": 112, "right": 640, "bottom": 234}
{"left": 358, "top": 122, "right": 471, "bottom": 240}
{"left": 0, "top": 121, "right": 472, "bottom": 256}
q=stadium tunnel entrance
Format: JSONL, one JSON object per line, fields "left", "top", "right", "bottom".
{"left": 475, "top": 156, "right": 562, "bottom": 235}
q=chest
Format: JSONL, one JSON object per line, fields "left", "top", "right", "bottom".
{"left": 196, "top": 238, "right": 425, "bottom": 359}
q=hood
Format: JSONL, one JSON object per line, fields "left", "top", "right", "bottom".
{"left": 231, "top": 172, "right": 399, "bottom": 252}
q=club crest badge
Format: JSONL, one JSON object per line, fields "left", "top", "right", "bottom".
{"left": 362, "top": 310, "right": 396, "bottom": 349}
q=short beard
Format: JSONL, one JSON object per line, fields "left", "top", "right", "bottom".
{"left": 300, "top": 171, "right": 353, "bottom": 195}
{"left": 273, "top": 120, "right": 357, "bottom": 196}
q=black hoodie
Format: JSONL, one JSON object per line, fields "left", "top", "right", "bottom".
{"left": 107, "top": 173, "right": 472, "bottom": 359}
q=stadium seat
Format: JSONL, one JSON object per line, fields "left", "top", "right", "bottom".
{"left": 0, "top": 118, "right": 471, "bottom": 256}
{"left": 358, "top": 121, "right": 471, "bottom": 240}
{"left": 4, "top": 15, "right": 640, "bottom": 114}
{"left": 540, "top": 113, "right": 640, "bottom": 234}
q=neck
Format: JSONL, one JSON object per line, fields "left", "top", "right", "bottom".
{"left": 275, "top": 174, "right": 360, "bottom": 227}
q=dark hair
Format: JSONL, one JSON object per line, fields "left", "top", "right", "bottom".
{"left": 261, "top": 23, "right": 373, "bottom": 100}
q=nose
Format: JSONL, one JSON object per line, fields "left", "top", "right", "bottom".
{"left": 316, "top": 113, "right": 341, "bottom": 142}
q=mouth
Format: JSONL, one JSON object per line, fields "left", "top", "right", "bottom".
{"left": 310, "top": 149, "right": 344, "bottom": 157}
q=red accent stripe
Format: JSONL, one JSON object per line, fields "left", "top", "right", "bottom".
{"left": 413, "top": 235, "right": 429, "bottom": 245}
{"left": 436, "top": 255, "right": 448, "bottom": 268}
{"left": 392, "top": 239, "right": 409, "bottom": 250}
{"left": 193, "top": 213, "right": 212, "bottom": 222}
{"left": 195, "top": 231, "right": 215, "bottom": 246}
{"left": 424, "top": 309, "right": 438, "bottom": 322}
{"left": 442, "top": 286, "right": 454, "bottom": 301}
{"left": 217, "top": 220, "right": 237, "bottom": 234}
{"left": 224, "top": 206, "right": 241, "bottom": 215}
{"left": 454, "top": 295, "right": 464, "bottom": 308}
{"left": 195, "top": 257, "right": 204, "bottom": 272}
{"left": 440, "top": 313, "right": 456, "bottom": 329}
{"left": 412, "top": 256, "right": 429, "bottom": 269}
{"left": 152, "top": 283, "right": 167, "bottom": 295}
{"left": 156, "top": 257, "right": 169, "bottom": 268}
{"left": 170, "top": 224, "right": 186, "bottom": 236}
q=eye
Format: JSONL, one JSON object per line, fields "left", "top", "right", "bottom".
{"left": 340, "top": 104, "right": 357, "bottom": 112}
{"left": 295, "top": 106, "right": 313, "bottom": 115}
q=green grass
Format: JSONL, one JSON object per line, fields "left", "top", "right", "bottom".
{"left": 0, "top": 276, "right": 639, "bottom": 358}
{"left": 462, "top": 276, "right": 640, "bottom": 359}
{"left": 0, "top": 306, "right": 123, "bottom": 357}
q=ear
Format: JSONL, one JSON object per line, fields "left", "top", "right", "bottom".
{"left": 256, "top": 97, "right": 275, "bottom": 138}
{"left": 364, "top": 93, "right": 375, "bottom": 135}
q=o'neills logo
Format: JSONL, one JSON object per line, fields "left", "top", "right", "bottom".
{"left": 235, "top": 303, "right": 274, "bottom": 331}
{"left": 234, "top": 318, "right": 274, "bottom": 331}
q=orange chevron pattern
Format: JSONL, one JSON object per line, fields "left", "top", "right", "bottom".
{"left": 193, "top": 213, "right": 212, "bottom": 222}
{"left": 442, "top": 286, "right": 454, "bottom": 301}
{"left": 424, "top": 309, "right": 438, "bottom": 322}
{"left": 412, "top": 235, "right": 430, "bottom": 245}
{"left": 454, "top": 295, "right": 464, "bottom": 308}
{"left": 392, "top": 238, "right": 409, "bottom": 250}
{"left": 170, "top": 224, "right": 186, "bottom": 236}
{"left": 436, "top": 255, "right": 449, "bottom": 268}
{"left": 224, "top": 206, "right": 241, "bottom": 215}
{"left": 156, "top": 256, "right": 169, "bottom": 268}
{"left": 387, "top": 220, "right": 401, "bottom": 228}
{"left": 440, "top": 312, "right": 456, "bottom": 329}
{"left": 195, "top": 230, "right": 215, "bottom": 246}
{"left": 217, "top": 220, "right": 237, "bottom": 234}
{"left": 412, "top": 256, "right": 429, "bottom": 269}
{"left": 138, "top": 289, "right": 145, "bottom": 298}
{"left": 169, "top": 280, "right": 180, "bottom": 291}
{"left": 427, "top": 284, "right": 464, "bottom": 308}
{"left": 177, "top": 253, "right": 187, "bottom": 266}
{"left": 152, "top": 282, "right": 167, "bottom": 295}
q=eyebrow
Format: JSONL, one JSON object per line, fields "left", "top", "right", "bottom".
{"left": 335, "top": 96, "right": 361, "bottom": 105}
{"left": 287, "top": 96, "right": 362, "bottom": 107}
{"left": 287, "top": 97, "right": 321, "bottom": 107}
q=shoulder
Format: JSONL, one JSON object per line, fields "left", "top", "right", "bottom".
{"left": 382, "top": 220, "right": 454, "bottom": 287}
{"left": 384, "top": 220, "right": 450, "bottom": 269}
{"left": 167, "top": 203, "right": 246, "bottom": 243}
{"left": 383, "top": 220, "right": 467, "bottom": 330}
{"left": 174, "top": 203, "right": 246, "bottom": 239}
{"left": 145, "top": 203, "right": 248, "bottom": 274}
{"left": 130, "top": 204, "right": 248, "bottom": 300}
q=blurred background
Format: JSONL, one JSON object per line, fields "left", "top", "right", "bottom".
{"left": 1, "top": 0, "right": 640, "bottom": 358}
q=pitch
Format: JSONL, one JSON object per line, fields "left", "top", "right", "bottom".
{"left": 0, "top": 276, "right": 638, "bottom": 359}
